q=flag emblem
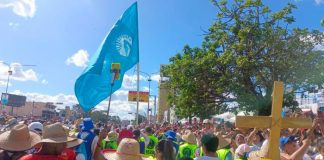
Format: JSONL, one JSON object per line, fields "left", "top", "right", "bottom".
{"left": 116, "top": 34, "right": 132, "bottom": 57}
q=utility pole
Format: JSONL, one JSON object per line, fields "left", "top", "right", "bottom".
{"left": 147, "top": 77, "right": 151, "bottom": 123}
{"left": 154, "top": 95, "right": 157, "bottom": 116}
{"left": 32, "top": 101, "right": 35, "bottom": 116}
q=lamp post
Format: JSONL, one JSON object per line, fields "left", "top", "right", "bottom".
{"left": 138, "top": 71, "right": 155, "bottom": 123}
{"left": 0, "top": 61, "right": 36, "bottom": 116}
{"left": 0, "top": 62, "right": 12, "bottom": 114}
{"left": 147, "top": 77, "right": 152, "bottom": 122}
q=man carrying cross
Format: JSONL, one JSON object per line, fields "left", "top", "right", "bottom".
{"left": 235, "top": 81, "right": 315, "bottom": 159}
{"left": 280, "top": 118, "right": 320, "bottom": 160}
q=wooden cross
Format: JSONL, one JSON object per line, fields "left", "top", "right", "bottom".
{"left": 235, "top": 81, "right": 312, "bottom": 159}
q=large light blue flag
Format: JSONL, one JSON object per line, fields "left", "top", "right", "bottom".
{"left": 75, "top": 2, "right": 139, "bottom": 112}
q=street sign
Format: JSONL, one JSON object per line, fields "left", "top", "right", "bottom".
{"left": 128, "top": 91, "right": 149, "bottom": 102}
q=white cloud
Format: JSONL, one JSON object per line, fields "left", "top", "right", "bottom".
{"left": 151, "top": 74, "right": 160, "bottom": 82}
{"left": 41, "top": 79, "right": 48, "bottom": 85}
{"left": 8, "top": 22, "right": 19, "bottom": 27}
{"left": 142, "top": 86, "right": 149, "bottom": 92}
{"left": 66, "top": 49, "right": 89, "bottom": 67}
{"left": 0, "top": 62, "right": 38, "bottom": 82}
{"left": 0, "top": 81, "right": 11, "bottom": 87}
{"left": 11, "top": 90, "right": 77, "bottom": 110}
{"left": 122, "top": 74, "right": 146, "bottom": 89}
{"left": 315, "top": 0, "right": 324, "bottom": 4}
{"left": 10, "top": 89, "right": 152, "bottom": 120}
{"left": 0, "top": 0, "right": 36, "bottom": 18}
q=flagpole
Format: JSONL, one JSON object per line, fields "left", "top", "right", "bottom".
{"left": 107, "top": 86, "right": 113, "bottom": 119}
{"left": 135, "top": 2, "right": 140, "bottom": 126}
{"left": 136, "top": 63, "right": 140, "bottom": 125}
{"left": 107, "top": 72, "right": 116, "bottom": 120}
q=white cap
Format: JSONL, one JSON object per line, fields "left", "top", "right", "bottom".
{"left": 203, "top": 119, "right": 210, "bottom": 124}
{"left": 28, "top": 122, "right": 43, "bottom": 134}
{"left": 235, "top": 144, "right": 251, "bottom": 155}
{"left": 127, "top": 125, "right": 134, "bottom": 130}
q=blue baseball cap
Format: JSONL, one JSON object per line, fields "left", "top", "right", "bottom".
{"left": 165, "top": 130, "right": 176, "bottom": 141}
{"left": 280, "top": 136, "right": 297, "bottom": 149}
{"left": 81, "top": 118, "right": 94, "bottom": 131}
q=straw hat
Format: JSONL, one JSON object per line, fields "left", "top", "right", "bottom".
{"left": 105, "top": 131, "right": 118, "bottom": 142}
{"left": 41, "top": 122, "right": 75, "bottom": 143}
{"left": 0, "top": 124, "right": 41, "bottom": 151}
{"left": 103, "top": 138, "right": 149, "bottom": 160}
{"left": 182, "top": 131, "right": 197, "bottom": 144}
{"left": 66, "top": 139, "right": 83, "bottom": 148}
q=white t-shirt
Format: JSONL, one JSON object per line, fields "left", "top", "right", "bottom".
{"left": 194, "top": 156, "right": 219, "bottom": 160}
{"left": 315, "top": 154, "right": 323, "bottom": 160}
{"left": 91, "top": 136, "right": 99, "bottom": 160}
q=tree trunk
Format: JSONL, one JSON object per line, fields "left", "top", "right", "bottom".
{"left": 258, "top": 103, "right": 271, "bottom": 116}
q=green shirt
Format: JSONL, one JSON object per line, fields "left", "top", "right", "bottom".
{"left": 178, "top": 143, "right": 197, "bottom": 159}
{"left": 101, "top": 140, "right": 118, "bottom": 150}
{"left": 144, "top": 135, "right": 158, "bottom": 157}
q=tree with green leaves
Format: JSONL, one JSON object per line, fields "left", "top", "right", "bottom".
{"left": 165, "top": 0, "right": 324, "bottom": 119}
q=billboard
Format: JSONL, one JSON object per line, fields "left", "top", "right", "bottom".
{"left": 1, "top": 93, "right": 26, "bottom": 107}
{"left": 128, "top": 91, "right": 149, "bottom": 102}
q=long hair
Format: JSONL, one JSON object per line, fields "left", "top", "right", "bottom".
{"left": 156, "top": 139, "right": 176, "bottom": 160}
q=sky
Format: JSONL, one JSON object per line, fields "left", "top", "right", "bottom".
{"left": 0, "top": 0, "right": 323, "bottom": 120}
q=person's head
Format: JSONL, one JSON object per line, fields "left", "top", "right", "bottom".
{"left": 133, "top": 129, "right": 141, "bottom": 140}
{"left": 155, "top": 139, "right": 175, "bottom": 160}
{"left": 224, "top": 122, "right": 232, "bottom": 132}
{"left": 214, "top": 124, "right": 222, "bottom": 132}
{"left": 252, "top": 131, "right": 265, "bottom": 145}
{"left": 164, "top": 130, "right": 177, "bottom": 142}
{"left": 40, "top": 143, "right": 66, "bottom": 155}
{"left": 203, "top": 119, "right": 211, "bottom": 129}
{"left": 144, "top": 126, "right": 153, "bottom": 135}
{"left": 317, "top": 137, "right": 324, "bottom": 156}
{"left": 201, "top": 134, "right": 219, "bottom": 154}
{"left": 28, "top": 122, "right": 43, "bottom": 135}
{"left": 81, "top": 117, "right": 94, "bottom": 131}
{"left": 103, "top": 138, "right": 149, "bottom": 160}
{"left": 93, "top": 128, "right": 100, "bottom": 136}
{"left": 280, "top": 136, "right": 299, "bottom": 155}
{"left": 106, "top": 131, "right": 118, "bottom": 142}
{"left": 0, "top": 123, "right": 41, "bottom": 152}
{"left": 40, "top": 122, "right": 79, "bottom": 155}
{"left": 127, "top": 125, "right": 134, "bottom": 131}
{"left": 235, "top": 134, "right": 245, "bottom": 146}
{"left": 181, "top": 131, "right": 197, "bottom": 144}
{"left": 261, "top": 128, "right": 270, "bottom": 139}
{"left": 235, "top": 144, "right": 251, "bottom": 159}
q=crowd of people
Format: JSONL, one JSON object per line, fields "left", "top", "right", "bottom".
{"left": 0, "top": 109, "right": 323, "bottom": 160}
